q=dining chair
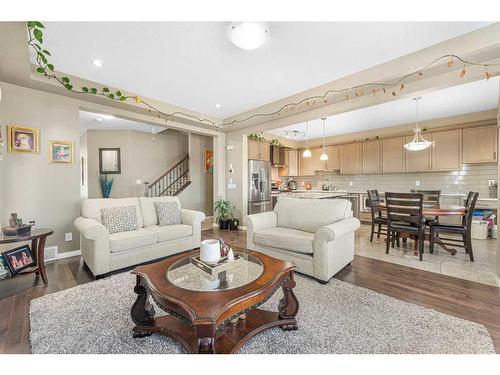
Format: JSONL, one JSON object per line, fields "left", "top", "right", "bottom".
{"left": 385, "top": 192, "right": 426, "bottom": 261}
{"left": 410, "top": 189, "right": 441, "bottom": 225}
{"left": 429, "top": 191, "right": 479, "bottom": 261}
{"left": 367, "top": 189, "right": 387, "bottom": 242}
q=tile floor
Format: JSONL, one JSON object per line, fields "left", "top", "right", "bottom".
{"left": 355, "top": 224, "right": 498, "bottom": 286}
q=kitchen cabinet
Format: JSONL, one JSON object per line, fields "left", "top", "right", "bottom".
{"left": 382, "top": 137, "right": 405, "bottom": 173}
{"left": 299, "top": 150, "right": 314, "bottom": 176}
{"left": 288, "top": 149, "right": 298, "bottom": 176}
{"left": 248, "top": 140, "right": 270, "bottom": 161}
{"left": 431, "top": 129, "right": 462, "bottom": 171}
{"left": 462, "top": 126, "right": 498, "bottom": 164}
{"left": 313, "top": 147, "right": 326, "bottom": 171}
{"left": 340, "top": 143, "right": 362, "bottom": 175}
{"left": 325, "top": 145, "right": 340, "bottom": 170}
{"left": 362, "top": 140, "right": 382, "bottom": 173}
{"left": 404, "top": 134, "right": 431, "bottom": 172}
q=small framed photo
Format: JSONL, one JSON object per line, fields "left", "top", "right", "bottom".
{"left": 8, "top": 125, "right": 40, "bottom": 153}
{"left": 49, "top": 140, "right": 73, "bottom": 163}
{"left": 2, "top": 245, "right": 36, "bottom": 275}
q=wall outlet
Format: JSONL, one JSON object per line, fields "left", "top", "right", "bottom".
{"left": 415, "top": 180, "right": 420, "bottom": 187}
{"left": 226, "top": 145, "right": 234, "bottom": 151}
{"left": 349, "top": 181, "right": 353, "bottom": 186}
{"left": 488, "top": 180, "right": 497, "bottom": 187}
{"left": 65, "top": 232, "right": 72, "bottom": 242}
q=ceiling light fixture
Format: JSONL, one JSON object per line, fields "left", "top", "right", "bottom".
{"left": 100, "top": 114, "right": 114, "bottom": 120}
{"left": 91, "top": 59, "right": 103, "bottom": 68}
{"left": 95, "top": 118, "right": 103, "bottom": 122}
{"left": 302, "top": 122, "right": 312, "bottom": 158}
{"left": 227, "top": 22, "right": 268, "bottom": 50}
{"left": 215, "top": 103, "right": 221, "bottom": 108}
{"left": 320, "top": 117, "right": 329, "bottom": 161}
{"left": 404, "top": 96, "right": 432, "bottom": 151}
{"left": 284, "top": 130, "right": 306, "bottom": 140}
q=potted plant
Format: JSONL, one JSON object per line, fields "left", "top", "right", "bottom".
{"left": 214, "top": 197, "right": 231, "bottom": 230}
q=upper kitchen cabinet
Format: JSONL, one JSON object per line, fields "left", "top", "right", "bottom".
{"left": 340, "top": 143, "right": 362, "bottom": 175}
{"left": 382, "top": 137, "right": 405, "bottom": 173}
{"left": 362, "top": 140, "right": 382, "bottom": 173}
{"left": 299, "top": 150, "right": 314, "bottom": 176}
{"left": 312, "top": 147, "right": 326, "bottom": 171}
{"left": 325, "top": 145, "right": 340, "bottom": 171}
{"left": 248, "top": 140, "right": 270, "bottom": 161}
{"left": 287, "top": 149, "right": 298, "bottom": 176}
{"left": 431, "top": 129, "right": 462, "bottom": 171}
{"left": 404, "top": 134, "right": 431, "bottom": 172}
{"left": 462, "top": 126, "right": 498, "bottom": 164}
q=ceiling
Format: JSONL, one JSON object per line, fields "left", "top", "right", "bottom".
{"left": 268, "top": 77, "right": 500, "bottom": 140}
{"left": 79, "top": 110, "right": 163, "bottom": 134}
{"left": 39, "top": 22, "right": 490, "bottom": 118}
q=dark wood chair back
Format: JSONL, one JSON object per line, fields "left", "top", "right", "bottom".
{"left": 385, "top": 192, "right": 424, "bottom": 229}
{"left": 411, "top": 189, "right": 441, "bottom": 208}
{"left": 463, "top": 192, "right": 479, "bottom": 229}
{"left": 367, "top": 189, "right": 383, "bottom": 219}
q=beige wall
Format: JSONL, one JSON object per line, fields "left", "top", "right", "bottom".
{"left": 0, "top": 82, "right": 81, "bottom": 252}
{"left": 179, "top": 133, "right": 214, "bottom": 216}
{"left": 86, "top": 129, "right": 188, "bottom": 198}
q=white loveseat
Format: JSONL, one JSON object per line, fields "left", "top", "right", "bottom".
{"left": 74, "top": 196, "right": 205, "bottom": 277}
{"left": 246, "top": 197, "right": 360, "bottom": 283}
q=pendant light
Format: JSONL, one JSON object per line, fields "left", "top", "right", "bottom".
{"left": 404, "top": 96, "right": 431, "bottom": 151}
{"left": 302, "top": 121, "right": 312, "bottom": 158}
{"left": 320, "top": 117, "right": 329, "bottom": 161}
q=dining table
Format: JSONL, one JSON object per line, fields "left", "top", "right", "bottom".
{"left": 377, "top": 203, "right": 466, "bottom": 255}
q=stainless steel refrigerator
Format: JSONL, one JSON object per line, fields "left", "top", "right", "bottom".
{"left": 248, "top": 160, "right": 272, "bottom": 214}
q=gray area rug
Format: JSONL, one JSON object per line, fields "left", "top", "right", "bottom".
{"left": 29, "top": 272, "right": 494, "bottom": 354}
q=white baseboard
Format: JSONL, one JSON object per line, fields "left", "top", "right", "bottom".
{"left": 58, "top": 249, "right": 81, "bottom": 260}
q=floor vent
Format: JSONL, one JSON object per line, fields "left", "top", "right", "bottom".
{"left": 43, "top": 246, "right": 58, "bottom": 262}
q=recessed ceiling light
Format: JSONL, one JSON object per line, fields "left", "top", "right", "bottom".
{"left": 227, "top": 22, "right": 268, "bottom": 50}
{"left": 215, "top": 103, "right": 221, "bottom": 108}
{"left": 95, "top": 118, "right": 103, "bottom": 122}
{"left": 100, "top": 114, "right": 114, "bottom": 120}
{"left": 92, "top": 59, "right": 103, "bottom": 67}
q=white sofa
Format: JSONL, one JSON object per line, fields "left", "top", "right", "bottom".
{"left": 74, "top": 196, "right": 205, "bottom": 277}
{"left": 246, "top": 197, "right": 360, "bottom": 283}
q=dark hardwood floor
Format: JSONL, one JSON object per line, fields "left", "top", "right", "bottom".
{"left": 1, "top": 228, "right": 499, "bottom": 353}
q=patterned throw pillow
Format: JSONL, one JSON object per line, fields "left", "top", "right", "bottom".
{"left": 101, "top": 206, "right": 138, "bottom": 234}
{"left": 155, "top": 201, "right": 181, "bottom": 226}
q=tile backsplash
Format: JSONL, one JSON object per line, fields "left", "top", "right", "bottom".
{"left": 280, "top": 163, "right": 498, "bottom": 198}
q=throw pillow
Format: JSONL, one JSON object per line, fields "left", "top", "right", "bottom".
{"left": 155, "top": 201, "right": 181, "bottom": 226}
{"left": 101, "top": 206, "right": 138, "bottom": 234}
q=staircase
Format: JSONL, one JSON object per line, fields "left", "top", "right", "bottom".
{"left": 148, "top": 154, "right": 191, "bottom": 197}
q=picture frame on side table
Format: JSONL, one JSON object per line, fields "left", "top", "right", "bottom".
{"left": 49, "top": 140, "right": 73, "bottom": 163}
{"left": 2, "top": 244, "right": 36, "bottom": 275}
{"left": 7, "top": 125, "right": 40, "bottom": 154}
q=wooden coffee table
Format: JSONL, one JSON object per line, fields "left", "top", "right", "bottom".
{"left": 130, "top": 249, "right": 299, "bottom": 354}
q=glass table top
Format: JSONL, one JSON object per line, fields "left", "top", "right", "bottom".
{"left": 166, "top": 252, "right": 263, "bottom": 291}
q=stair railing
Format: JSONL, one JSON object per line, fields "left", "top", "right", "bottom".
{"left": 148, "top": 154, "right": 190, "bottom": 197}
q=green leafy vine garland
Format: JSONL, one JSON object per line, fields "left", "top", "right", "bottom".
{"left": 27, "top": 21, "right": 500, "bottom": 130}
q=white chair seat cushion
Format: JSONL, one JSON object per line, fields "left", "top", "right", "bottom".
{"left": 109, "top": 229, "right": 158, "bottom": 253}
{"left": 144, "top": 225, "right": 192, "bottom": 242}
{"left": 253, "top": 227, "right": 314, "bottom": 255}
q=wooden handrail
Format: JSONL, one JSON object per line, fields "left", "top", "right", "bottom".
{"left": 149, "top": 154, "right": 189, "bottom": 186}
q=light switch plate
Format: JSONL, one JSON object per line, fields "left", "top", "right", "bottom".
{"left": 349, "top": 181, "right": 353, "bottom": 186}
{"left": 65, "top": 232, "right": 72, "bottom": 242}
{"left": 415, "top": 180, "right": 420, "bottom": 187}
{"left": 227, "top": 183, "right": 236, "bottom": 189}
{"left": 226, "top": 145, "right": 234, "bottom": 151}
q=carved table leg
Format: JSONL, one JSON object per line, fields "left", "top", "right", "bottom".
{"left": 131, "top": 275, "right": 155, "bottom": 338}
{"left": 37, "top": 235, "right": 48, "bottom": 284}
{"left": 278, "top": 271, "right": 299, "bottom": 331}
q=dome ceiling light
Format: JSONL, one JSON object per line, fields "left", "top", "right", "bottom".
{"left": 227, "top": 22, "right": 268, "bottom": 50}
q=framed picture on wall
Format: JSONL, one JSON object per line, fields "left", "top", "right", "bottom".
{"left": 49, "top": 140, "right": 73, "bottom": 163}
{"left": 205, "top": 150, "right": 214, "bottom": 173}
{"left": 99, "top": 148, "right": 121, "bottom": 174}
{"left": 7, "top": 125, "right": 40, "bottom": 153}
